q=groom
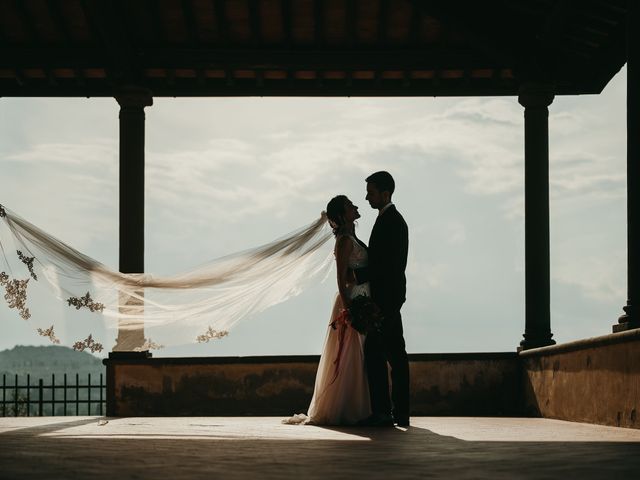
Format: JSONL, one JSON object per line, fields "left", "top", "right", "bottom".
{"left": 364, "top": 171, "right": 410, "bottom": 427}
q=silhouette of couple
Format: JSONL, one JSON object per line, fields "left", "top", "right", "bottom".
{"left": 284, "top": 171, "right": 410, "bottom": 427}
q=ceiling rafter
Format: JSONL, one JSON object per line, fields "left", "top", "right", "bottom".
{"left": 346, "top": 0, "right": 357, "bottom": 47}
{"left": 377, "top": 0, "right": 390, "bottom": 44}
{"left": 46, "top": 0, "right": 85, "bottom": 85}
{"left": 314, "top": 0, "right": 325, "bottom": 46}
{"left": 180, "top": 0, "right": 205, "bottom": 84}
{"left": 14, "top": 0, "right": 61, "bottom": 86}
{"left": 0, "top": 80, "right": 526, "bottom": 97}
{"left": 421, "top": 2, "right": 524, "bottom": 79}
{"left": 14, "top": 0, "right": 41, "bottom": 45}
{"left": 181, "top": 0, "right": 200, "bottom": 46}
{"left": 282, "top": 0, "right": 293, "bottom": 46}
{"left": 0, "top": 0, "right": 627, "bottom": 98}
{"left": 80, "top": 0, "right": 141, "bottom": 85}
{"left": 147, "top": 0, "right": 166, "bottom": 46}
{"left": 0, "top": 46, "right": 511, "bottom": 72}
{"left": 213, "top": 0, "right": 229, "bottom": 45}
{"left": 408, "top": 0, "right": 422, "bottom": 44}
{"left": 248, "top": 0, "right": 262, "bottom": 46}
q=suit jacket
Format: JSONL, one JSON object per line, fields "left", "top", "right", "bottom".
{"left": 368, "top": 205, "right": 409, "bottom": 312}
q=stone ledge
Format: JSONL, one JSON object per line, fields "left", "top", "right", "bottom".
{"left": 519, "top": 328, "right": 640, "bottom": 358}
{"left": 103, "top": 351, "right": 517, "bottom": 366}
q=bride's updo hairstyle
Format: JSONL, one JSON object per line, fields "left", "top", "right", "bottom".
{"left": 326, "top": 195, "right": 348, "bottom": 236}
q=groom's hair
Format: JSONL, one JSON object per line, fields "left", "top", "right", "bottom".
{"left": 366, "top": 171, "right": 395, "bottom": 195}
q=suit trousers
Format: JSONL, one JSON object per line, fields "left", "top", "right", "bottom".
{"left": 364, "top": 308, "right": 410, "bottom": 419}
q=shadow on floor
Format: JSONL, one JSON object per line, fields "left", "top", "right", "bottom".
{"left": 2, "top": 419, "right": 640, "bottom": 479}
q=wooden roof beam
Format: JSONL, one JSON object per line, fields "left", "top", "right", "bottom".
{"left": 143, "top": 47, "right": 502, "bottom": 72}
{"left": 46, "top": 0, "right": 72, "bottom": 44}
{"left": 409, "top": 0, "right": 422, "bottom": 44}
{"left": 46, "top": 0, "right": 85, "bottom": 86}
{"left": 80, "top": 0, "right": 141, "bottom": 84}
{"left": 578, "top": 15, "right": 626, "bottom": 92}
{"left": 181, "top": 0, "right": 200, "bottom": 46}
{"left": 14, "top": 0, "right": 64, "bottom": 87}
{"left": 14, "top": 0, "right": 41, "bottom": 45}
{"left": 0, "top": 81, "right": 524, "bottom": 98}
{"left": 538, "top": 0, "right": 569, "bottom": 46}
{"left": 147, "top": 0, "right": 166, "bottom": 45}
{"left": 282, "top": 0, "right": 292, "bottom": 46}
{"left": 579, "top": 24, "right": 609, "bottom": 38}
{"left": 314, "top": 0, "right": 325, "bottom": 46}
{"left": 347, "top": 0, "right": 357, "bottom": 47}
{"left": 565, "top": 33, "right": 601, "bottom": 49}
{"left": 577, "top": 10, "right": 618, "bottom": 27}
{"left": 592, "top": 0, "right": 627, "bottom": 16}
{"left": 13, "top": 68, "right": 26, "bottom": 87}
{"left": 180, "top": 0, "right": 205, "bottom": 84}
{"left": 315, "top": 69, "right": 324, "bottom": 88}
{"left": 213, "top": 0, "right": 229, "bottom": 45}
{"left": 420, "top": 3, "right": 519, "bottom": 73}
{"left": 378, "top": 0, "right": 390, "bottom": 44}
{"left": 0, "top": 46, "right": 509, "bottom": 72}
{"left": 248, "top": 0, "right": 262, "bottom": 46}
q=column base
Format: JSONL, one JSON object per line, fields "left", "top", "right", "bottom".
{"left": 613, "top": 322, "right": 640, "bottom": 333}
{"left": 614, "top": 304, "right": 640, "bottom": 333}
{"left": 103, "top": 351, "right": 152, "bottom": 416}
{"left": 107, "top": 350, "right": 152, "bottom": 360}
{"left": 518, "top": 335, "right": 556, "bottom": 351}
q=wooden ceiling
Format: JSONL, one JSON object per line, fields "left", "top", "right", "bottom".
{"left": 0, "top": 0, "right": 628, "bottom": 97}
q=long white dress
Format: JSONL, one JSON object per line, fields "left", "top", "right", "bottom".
{"left": 283, "top": 235, "right": 372, "bottom": 425}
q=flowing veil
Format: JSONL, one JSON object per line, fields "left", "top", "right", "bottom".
{"left": 0, "top": 204, "right": 334, "bottom": 354}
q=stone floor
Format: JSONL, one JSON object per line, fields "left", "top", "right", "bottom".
{"left": 1, "top": 416, "right": 640, "bottom": 479}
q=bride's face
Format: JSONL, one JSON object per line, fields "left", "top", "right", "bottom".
{"left": 343, "top": 199, "right": 361, "bottom": 223}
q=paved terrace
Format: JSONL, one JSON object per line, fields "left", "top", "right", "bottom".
{"left": 1, "top": 417, "right": 640, "bottom": 479}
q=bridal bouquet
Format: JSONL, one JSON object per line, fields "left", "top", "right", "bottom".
{"left": 344, "top": 295, "right": 383, "bottom": 334}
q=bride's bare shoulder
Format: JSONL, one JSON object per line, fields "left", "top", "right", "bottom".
{"left": 334, "top": 234, "right": 354, "bottom": 256}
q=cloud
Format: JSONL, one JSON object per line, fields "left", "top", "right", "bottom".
{"left": 550, "top": 152, "right": 625, "bottom": 202}
{"left": 4, "top": 140, "right": 116, "bottom": 168}
{"left": 1, "top": 140, "right": 119, "bottom": 257}
{"left": 0, "top": 70, "right": 629, "bottom": 354}
{"left": 445, "top": 221, "right": 466, "bottom": 244}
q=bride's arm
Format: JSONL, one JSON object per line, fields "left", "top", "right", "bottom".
{"left": 335, "top": 236, "right": 354, "bottom": 308}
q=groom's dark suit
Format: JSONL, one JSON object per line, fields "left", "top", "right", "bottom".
{"left": 366, "top": 204, "right": 410, "bottom": 422}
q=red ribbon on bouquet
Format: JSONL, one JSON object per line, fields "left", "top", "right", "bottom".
{"left": 329, "top": 308, "right": 350, "bottom": 385}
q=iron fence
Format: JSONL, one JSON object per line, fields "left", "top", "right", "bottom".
{"left": 1, "top": 373, "right": 105, "bottom": 416}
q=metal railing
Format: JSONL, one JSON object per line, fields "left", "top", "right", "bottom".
{"left": 1, "top": 373, "right": 105, "bottom": 416}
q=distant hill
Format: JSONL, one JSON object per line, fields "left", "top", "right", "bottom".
{"left": 0, "top": 345, "right": 105, "bottom": 382}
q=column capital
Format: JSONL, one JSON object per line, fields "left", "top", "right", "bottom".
{"left": 518, "top": 83, "right": 555, "bottom": 109}
{"left": 115, "top": 87, "right": 153, "bottom": 109}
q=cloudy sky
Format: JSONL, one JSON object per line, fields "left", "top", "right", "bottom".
{"left": 0, "top": 66, "right": 628, "bottom": 357}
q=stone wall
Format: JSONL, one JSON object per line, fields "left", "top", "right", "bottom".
{"left": 104, "top": 332, "right": 640, "bottom": 427}
{"left": 520, "top": 329, "right": 640, "bottom": 429}
{"left": 104, "top": 352, "right": 520, "bottom": 416}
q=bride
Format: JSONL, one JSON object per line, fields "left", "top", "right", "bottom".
{"left": 283, "top": 195, "right": 372, "bottom": 425}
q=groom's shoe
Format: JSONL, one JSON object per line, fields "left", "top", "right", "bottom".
{"left": 395, "top": 417, "right": 410, "bottom": 428}
{"left": 356, "top": 414, "right": 394, "bottom": 427}
{"left": 370, "top": 414, "right": 395, "bottom": 427}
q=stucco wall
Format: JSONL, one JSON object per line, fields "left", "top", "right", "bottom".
{"left": 104, "top": 353, "right": 520, "bottom": 416}
{"left": 520, "top": 329, "right": 640, "bottom": 429}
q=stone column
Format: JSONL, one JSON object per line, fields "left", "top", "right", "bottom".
{"left": 113, "top": 88, "right": 153, "bottom": 351}
{"left": 615, "top": 2, "right": 640, "bottom": 333}
{"left": 518, "top": 83, "right": 556, "bottom": 350}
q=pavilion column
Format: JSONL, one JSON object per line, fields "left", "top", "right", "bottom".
{"left": 113, "top": 88, "right": 153, "bottom": 351}
{"left": 518, "top": 83, "right": 556, "bottom": 350}
{"left": 615, "top": 1, "right": 640, "bottom": 333}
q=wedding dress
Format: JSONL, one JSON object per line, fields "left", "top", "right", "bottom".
{"left": 283, "top": 235, "right": 372, "bottom": 425}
